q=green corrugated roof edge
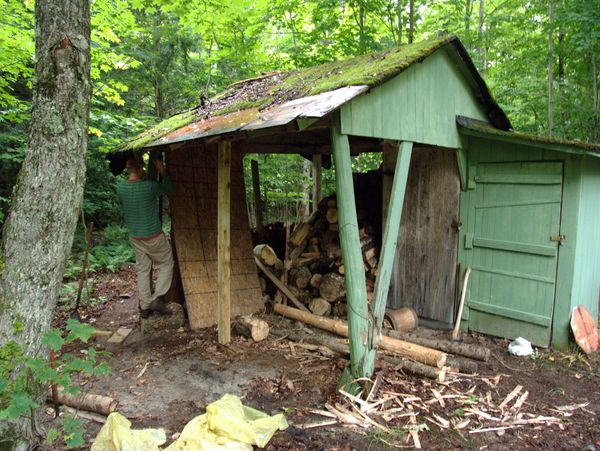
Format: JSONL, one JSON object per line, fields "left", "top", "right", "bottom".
{"left": 457, "top": 116, "right": 600, "bottom": 155}
{"left": 118, "top": 36, "right": 472, "bottom": 152}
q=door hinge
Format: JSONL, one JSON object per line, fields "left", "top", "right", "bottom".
{"left": 550, "top": 234, "right": 566, "bottom": 245}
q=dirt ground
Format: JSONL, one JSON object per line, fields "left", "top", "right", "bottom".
{"left": 47, "top": 265, "right": 600, "bottom": 450}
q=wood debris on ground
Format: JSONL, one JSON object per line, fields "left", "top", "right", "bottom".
{"left": 263, "top": 324, "right": 579, "bottom": 449}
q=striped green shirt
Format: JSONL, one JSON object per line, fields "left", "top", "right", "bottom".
{"left": 117, "top": 173, "right": 173, "bottom": 239}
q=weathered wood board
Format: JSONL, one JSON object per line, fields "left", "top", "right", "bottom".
{"left": 388, "top": 147, "right": 460, "bottom": 324}
{"left": 167, "top": 142, "right": 263, "bottom": 329}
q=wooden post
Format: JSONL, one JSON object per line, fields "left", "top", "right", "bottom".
{"left": 330, "top": 120, "right": 374, "bottom": 379}
{"left": 371, "top": 141, "right": 413, "bottom": 343}
{"left": 250, "top": 159, "right": 265, "bottom": 243}
{"left": 382, "top": 141, "right": 399, "bottom": 231}
{"left": 312, "top": 154, "right": 322, "bottom": 213}
{"left": 217, "top": 141, "right": 231, "bottom": 344}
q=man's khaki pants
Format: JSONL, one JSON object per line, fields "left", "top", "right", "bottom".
{"left": 130, "top": 233, "right": 174, "bottom": 310}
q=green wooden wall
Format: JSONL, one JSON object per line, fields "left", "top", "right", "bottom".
{"left": 570, "top": 156, "right": 600, "bottom": 322}
{"left": 340, "top": 47, "right": 488, "bottom": 148}
{"left": 458, "top": 135, "right": 597, "bottom": 349}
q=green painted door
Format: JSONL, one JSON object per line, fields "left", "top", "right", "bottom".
{"left": 463, "top": 161, "right": 563, "bottom": 346}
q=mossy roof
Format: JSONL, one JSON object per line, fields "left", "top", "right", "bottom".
{"left": 457, "top": 116, "right": 600, "bottom": 155}
{"left": 117, "top": 35, "right": 511, "bottom": 153}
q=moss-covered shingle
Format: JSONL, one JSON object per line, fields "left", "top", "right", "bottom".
{"left": 118, "top": 36, "right": 453, "bottom": 151}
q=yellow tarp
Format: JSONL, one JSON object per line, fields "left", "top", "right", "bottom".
{"left": 91, "top": 394, "right": 287, "bottom": 451}
{"left": 166, "top": 394, "right": 288, "bottom": 450}
{"left": 91, "top": 412, "right": 166, "bottom": 451}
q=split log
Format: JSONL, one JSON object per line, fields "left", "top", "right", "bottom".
{"left": 289, "top": 222, "right": 311, "bottom": 247}
{"left": 319, "top": 272, "right": 345, "bottom": 301}
{"left": 254, "top": 257, "right": 309, "bottom": 312}
{"left": 326, "top": 208, "right": 338, "bottom": 224}
{"left": 309, "top": 297, "right": 331, "bottom": 316}
{"left": 253, "top": 244, "right": 278, "bottom": 266}
{"left": 307, "top": 238, "right": 320, "bottom": 253}
{"left": 48, "top": 387, "right": 117, "bottom": 415}
{"left": 233, "top": 316, "right": 269, "bottom": 342}
{"left": 294, "top": 267, "right": 312, "bottom": 289}
{"left": 288, "top": 240, "right": 307, "bottom": 261}
{"left": 322, "top": 242, "right": 341, "bottom": 258}
{"left": 273, "top": 304, "right": 447, "bottom": 368}
{"left": 310, "top": 273, "right": 323, "bottom": 289}
{"left": 383, "top": 329, "right": 491, "bottom": 362}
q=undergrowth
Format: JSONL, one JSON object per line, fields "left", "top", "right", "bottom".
{"left": 64, "top": 224, "right": 134, "bottom": 281}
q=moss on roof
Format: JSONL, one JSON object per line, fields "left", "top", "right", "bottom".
{"left": 118, "top": 36, "right": 454, "bottom": 152}
{"left": 457, "top": 116, "right": 600, "bottom": 153}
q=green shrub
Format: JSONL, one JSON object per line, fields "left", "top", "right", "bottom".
{"left": 0, "top": 320, "right": 110, "bottom": 448}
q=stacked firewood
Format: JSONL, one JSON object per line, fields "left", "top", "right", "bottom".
{"left": 255, "top": 194, "right": 380, "bottom": 318}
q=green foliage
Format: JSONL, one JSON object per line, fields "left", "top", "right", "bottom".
{"left": 0, "top": 321, "right": 110, "bottom": 447}
{"left": 64, "top": 225, "right": 135, "bottom": 280}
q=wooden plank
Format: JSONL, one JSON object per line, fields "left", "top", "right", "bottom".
{"left": 312, "top": 154, "right": 322, "bottom": 213}
{"left": 250, "top": 159, "right": 265, "bottom": 243}
{"left": 468, "top": 300, "right": 552, "bottom": 327}
{"left": 217, "top": 140, "right": 231, "bottom": 344}
{"left": 472, "top": 237, "right": 557, "bottom": 257}
{"left": 254, "top": 256, "right": 309, "bottom": 312}
{"left": 106, "top": 327, "right": 133, "bottom": 345}
{"left": 372, "top": 141, "right": 412, "bottom": 342}
{"left": 330, "top": 119, "right": 374, "bottom": 378}
{"left": 382, "top": 140, "right": 398, "bottom": 232}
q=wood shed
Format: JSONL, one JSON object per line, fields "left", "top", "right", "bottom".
{"left": 110, "top": 35, "right": 600, "bottom": 355}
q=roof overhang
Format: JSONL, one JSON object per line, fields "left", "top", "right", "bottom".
{"left": 457, "top": 116, "right": 600, "bottom": 158}
{"left": 146, "top": 85, "right": 369, "bottom": 149}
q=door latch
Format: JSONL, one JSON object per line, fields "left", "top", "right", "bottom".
{"left": 550, "top": 234, "right": 566, "bottom": 245}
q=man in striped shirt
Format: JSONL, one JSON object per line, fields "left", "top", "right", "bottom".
{"left": 117, "top": 156, "right": 174, "bottom": 318}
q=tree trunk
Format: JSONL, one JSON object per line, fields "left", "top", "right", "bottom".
{"left": 547, "top": 0, "right": 554, "bottom": 136}
{"left": 0, "top": 0, "right": 91, "bottom": 447}
{"left": 478, "top": 0, "right": 487, "bottom": 75}
{"left": 591, "top": 45, "right": 598, "bottom": 142}
{"left": 408, "top": 0, "right": 414, "bottom": 43}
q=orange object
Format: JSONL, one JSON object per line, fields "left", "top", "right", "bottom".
{"left": 570, "top": 305, "right": 599, "bottom": 354}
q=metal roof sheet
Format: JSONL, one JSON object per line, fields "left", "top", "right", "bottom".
{"left": 147, "top": 85, "right": 369, "bottom": 148}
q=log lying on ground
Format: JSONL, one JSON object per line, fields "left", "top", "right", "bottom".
{"left": 446, "top": 356, "right": 479, "bottom": 374}
{"left": 383, "top": 355, "right": 447, "bottom": 383}
{"left": 48, "top": 387, "right": 117, "bottom": 415}
{"left": 233, "top": 316, "right": 270, "bottom": 342}
{"left": 253, "top": 244, "right": 278, "bottom": 266}
{"left": 383, "top": 329, "right": 491, "bottom": 362}
{"left": 269, "top": 328, "right": 445, "bottom": 382}
{"left": 273, "top": 304, "right": 447, "bottom": 368}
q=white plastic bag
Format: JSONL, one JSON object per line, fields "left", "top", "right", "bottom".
{"left": 508, "top": 337, "right": 533, "bottom": 356}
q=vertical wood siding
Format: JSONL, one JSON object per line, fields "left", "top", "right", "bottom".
{"left": 571, "top": 157, "right": 600, "bottom": 320}
{"left": 389, "top": 147, "right": 460, "bottom": 324}
{"left": 341, "top": 48, "right": 488, "bottom": 148}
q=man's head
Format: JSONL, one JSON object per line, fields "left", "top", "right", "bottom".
{"left": 125, "top": 156, "right": 143, "bottom": 178}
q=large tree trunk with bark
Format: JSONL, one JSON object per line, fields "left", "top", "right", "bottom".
{"left": 0, "top": 0, "right": 91, "bottom": 448}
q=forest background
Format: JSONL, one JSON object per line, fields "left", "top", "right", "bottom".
{"left": 1, "top": 0, "right": 599, "bottom": 276}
